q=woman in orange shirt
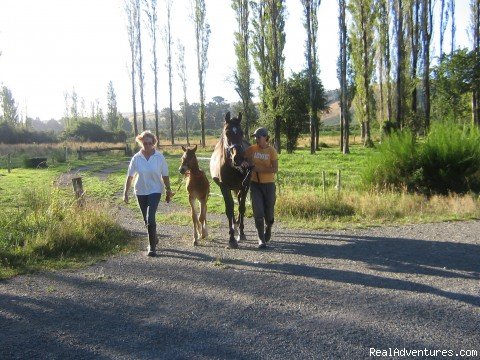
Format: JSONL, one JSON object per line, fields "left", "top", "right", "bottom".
{"left": 243, "top": 127, "right": 278, "bottom": 249}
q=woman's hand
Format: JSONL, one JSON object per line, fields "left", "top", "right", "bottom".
{"left": 165, "top": 190, "right": 173, "bottom": 203}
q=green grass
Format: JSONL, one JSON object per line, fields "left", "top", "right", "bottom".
{"left": 2, "top": 135, "right": 480, "bottom": 278}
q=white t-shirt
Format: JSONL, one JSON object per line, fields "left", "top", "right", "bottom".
{"left": 127, "top": 150, "right": 169, "bottom": 195}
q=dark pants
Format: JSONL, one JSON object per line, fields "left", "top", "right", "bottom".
{"left": 250, "top": 182, "right": 276, "bottom": 241}
{"left": 136, "top": 193, "right": 161, "bottom": 226}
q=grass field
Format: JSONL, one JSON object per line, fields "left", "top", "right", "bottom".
{"left": 1, "top": 138, "right": 480, "bottom": 277}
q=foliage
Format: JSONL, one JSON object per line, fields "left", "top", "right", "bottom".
{"left": 0, "top": 186, "right": 130, "bottom": 278}
{"left": 0, "top": 122, "right": 57, "bottom": 144}
{"left": 363, "top": 123, "right": 480, "bottom": 194}
{"left": 1, "top": 86, "right": 19, "bottom": 126}
{"left": 62, "top": 120, "right": 127, "bottom": 143}
{"left": 106, "top": 81, "right": 119, "bottom": 131}
{"left": 432, "top": 48, "right": 480, "bottom": 123}
{"left": 278, "top": 71, "right": 327, "bottom": 153}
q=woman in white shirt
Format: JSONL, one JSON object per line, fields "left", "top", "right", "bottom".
{"left": 123, "top": 131, "right": 172, "bottom": 257}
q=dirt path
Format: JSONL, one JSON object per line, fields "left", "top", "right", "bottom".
{"left": 1, "top": 169, "right": 479, "bottom": 359}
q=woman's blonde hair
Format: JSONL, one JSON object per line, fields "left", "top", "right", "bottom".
{"left": 135, "top": 130, "right": 158, "bottom": 147}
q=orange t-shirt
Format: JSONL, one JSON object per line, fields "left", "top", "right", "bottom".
{"left": 244, "top": 144, "right": 278, "bottom": 183}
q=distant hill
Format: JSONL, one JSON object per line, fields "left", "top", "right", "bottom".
{"left": 321, "top": 89, "right": 341, "bottom": 126}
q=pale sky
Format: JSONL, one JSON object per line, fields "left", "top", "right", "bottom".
{"left": 0, "top": 0, "right": 473, "bottom": 121}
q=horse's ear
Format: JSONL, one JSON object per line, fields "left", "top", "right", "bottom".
{"left": 238, "top": 112, "right": 242, "bottom": 122}
{"left": 181, "top": 145, "right": 187, "bottom": 152}
{"left": 193, "top": 144, "right": 197, "bottom": 152}
{"left": 225, "top": 112, "right": 231, "bottom": 122}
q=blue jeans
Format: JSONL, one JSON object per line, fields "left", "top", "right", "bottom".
{"left": 136, "top": 193, "right": 161, "bottom": 226}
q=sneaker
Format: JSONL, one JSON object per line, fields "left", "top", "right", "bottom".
{"left": 147, "top": 250, "right": 157, "bottom": 257}
{"left": 258, "top": 240, "right": 267, "bottom": 249}
{"left": 265, "top": 227, "right": 272, "bottom": 243}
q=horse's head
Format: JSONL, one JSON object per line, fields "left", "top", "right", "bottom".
{"left": 179, "top": 144, "right": 198, "bottom": 175}
{"left": 222, "top": 112, "right": 245, "bottom": 167}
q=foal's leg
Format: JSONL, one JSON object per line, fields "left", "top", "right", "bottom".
{"left": 220, "top": 185, "right": 238, "bottom": 248}
{"left": 189, "top": 196, "right": 200, "bottom": 246}
{"left": 199, "top": 196, "right": 208, "bottom": 239}
{"left": 236, "top": 189, "right": 247, "bottom": 242}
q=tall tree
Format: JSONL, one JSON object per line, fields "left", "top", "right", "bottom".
{"left": 145, "top": 0, "right": 160, "bottom": 144}
{"left": 125, "top": 0, "right": 139, "bottom": 136}
{"left": 471, "top": 0, "right": 480, "bottom": 126}
{"left": 376, "top": 0, "right": 393, "bottom": 124}
{"left": 348, "top": 0, "right": 376, "bottom": 147}
{"left": 134, "top": 0, "right": 146, "bottom": 131}
{"left": 165, "top": 0, "right": 175, "bottom": 144}
{"left": 301, "top": 0, "right": 321, "bottom": 154}
{"left": 232, "top": 0, "right": 253, "bottom": 137}
{"left": 338, "top": 0, "right": 350, "bottom": 153}
{"left": 439, "top": 0, "right": 450, "bottom": 60}
{"left": 407, "top": 0, "right": 421, "bottom": 126}
{"left": 177, "top": 42, "right": 190, "bottom": 145}
{"left": 192, "top": 0, "right": 210, "bottom": 147}
{"left": 106, "top": 81, "right": 119, "bottom": 131}
{"left": 393, "top": 0, "right": 407, "bottom": 129}
{"left": 251, "top": 1, "right": 267, "bottom": 111}
{"left": 450, "top": 0, "right": 456, "bottom": 53}
{"left": 251, "top": 0, "right": 286, "bottom": 153}
{"left": 1, "top": 86, "right": 19, "bottom": 126}
{"left": 421, "top": 0, "right": 433, "bottom": 131}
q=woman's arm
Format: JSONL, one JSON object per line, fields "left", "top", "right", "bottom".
{"left": 162, "top": 176, "right": 173, "bottom": 203}
{"left": 123, "top": 176, "right": 134, "bottom": 203}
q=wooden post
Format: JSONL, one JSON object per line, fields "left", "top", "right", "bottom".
{"left": 7, "top": 154, "right": 11, "bottom": 173}
{"left": 336, "top": 169, "right": 342, "bottom": 192}
{"left": 322, "top": 170, "right": 326, "bottom": 201}
{"left": 78, "top": 146, "right": 83, "bottom": 160}
{"left": 64, "top": 146, "right": 68, "bottom": 162}
{"left": 72, "top": 177, "right": 85, "bottom": 206}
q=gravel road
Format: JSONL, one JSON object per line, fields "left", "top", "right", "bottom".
{"left": 1, "top": 198, "right": 479, "bottom": 359}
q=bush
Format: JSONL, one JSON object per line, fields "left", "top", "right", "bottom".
{"left": 0, "top": 122, "right": 58, "bottom": 144}
{"left": 62, "top": 121, "right": 127, "bottom": 143}
{"left": 362, "top": 123, "right": 480, "bottom": 194}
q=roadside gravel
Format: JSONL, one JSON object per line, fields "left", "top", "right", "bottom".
{"left": 1, "top": 189, "right": 479, "bottom": 359}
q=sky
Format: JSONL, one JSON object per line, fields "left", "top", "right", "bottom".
{"left": 0, "top": 0, "right": 473, "bottom": 121}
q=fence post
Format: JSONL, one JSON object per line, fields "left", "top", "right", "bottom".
{"left": 322, "top": 170, "right": 326, "bottom": 201}
{"left": 64, "top": 146, "right": 68, "bottom": 162}
{"left": 7, "top": 154, "right": 11, "bottom": 173}
{"left": 78, "top": 146, "right": 83, "bottom": 160}
{"left": 336, "top": 169, "right": 342, "bottom": 192}
{"left": 72, "top": 177, "right": 85, "bottom": 206}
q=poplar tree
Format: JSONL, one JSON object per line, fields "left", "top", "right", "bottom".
{"left": 348, "top": 0, "right": 376, "bottom": 147}
{"left": 393, "top": 0, "right": 407, "bottom": 129}
{"left": 301, "top": 0, "right": 321, "bottom": 154}
{"left": 125, "top": 0, "right": 139, "bottom": 136}
{"left": 471, "top": 0, "right": 480, "bottom": 126}
{"left": 165, "top": 0, "right": 175, "bottom": 144}
{"left": 192, "top": 0, "right": 210, "bottom": 147}
{"left": 106, "top": 81, "right": 119, "bottom": 131}
{"left": 145, "top": 0, "right": 160, "bottom": 143}
{"left": 232, "top": 0, "right": 253, "bottom": 137}
{"left": 421, "top": 0, "right": 433, "bottom": 130}
{"left": 177, "top": 42, "right": 190, "bottom": 145}
{"left": 135, "top": 0, "right": 146, "bottom": 131}
{"left": 376, "top": 0, "right": 393, "bottom": 124}
{"left": 251, "top": 0, "right": 285, "bottom": 153}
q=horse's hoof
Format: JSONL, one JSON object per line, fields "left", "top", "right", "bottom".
{"left": 238, "top": 233, "right": 247, "bottom": 242}
{"left": 202, "top": 230, "right": 208, "bottom": 239}
{"left": 193, "top": 240, "right": 198, "bottom": 246}
{"left": 227, "top": 240, "right": 238, "bottom": 249}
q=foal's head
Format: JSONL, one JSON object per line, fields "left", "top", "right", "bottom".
{"left": 179, "top": 145, "right": 199, "bottom": 175}
{"left": 223, "top": 112, "right": 245, "bottom": 167}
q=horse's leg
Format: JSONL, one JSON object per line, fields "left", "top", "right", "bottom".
{"left": 199, "top": 196, "right": 208, "bottom": 239}
{"left": 236, "top": 189, "right": 247, "bottom": 242}
{"left": 189, "top": 196, "right": 200, "bottom": 246}
{"left": 220, "top": 185, "right": 238, "bottom": 248}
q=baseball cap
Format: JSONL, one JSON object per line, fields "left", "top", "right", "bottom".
{"left": 252, "top": 127, "right": 269, "bottom": 138}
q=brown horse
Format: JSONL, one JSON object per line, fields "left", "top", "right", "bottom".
{"left": 210, "top": 112, "right": 251, "bottom": 249}
{"left": 179, "top": 145, "right": 210, "bottom": 246}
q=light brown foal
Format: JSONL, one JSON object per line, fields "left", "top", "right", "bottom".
{"left": 179, "top": 145, "right": 210, "bottom": 246}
